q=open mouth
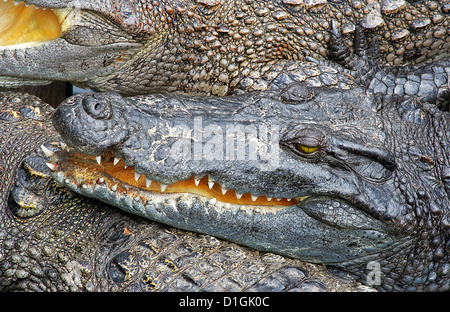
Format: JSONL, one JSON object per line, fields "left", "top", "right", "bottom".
{"left": 44, "top": 146, "right": 299, "bottom": 209}
{"left": 43, "top": 144, "right": 395, "bottom": 265}
{"left": 0, "top": 0, "right": 73, "bottom": 46}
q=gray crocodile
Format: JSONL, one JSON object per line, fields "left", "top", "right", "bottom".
{"left": 0, "top": 0, "right": 449, "bottom": 95}
{"left": 47, "top": 80, "right": 450, "bottom": 291}
{"left": 0, "top": 91, "right": 372, "bottom": 292}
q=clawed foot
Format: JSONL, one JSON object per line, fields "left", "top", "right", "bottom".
{"left": 328, "top": 20, "right": 382, "bottom": 86}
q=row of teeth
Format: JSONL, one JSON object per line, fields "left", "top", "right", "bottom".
{"left": 69, "top": 175, "right": 287, "bottom": 217}
{"left": 3, "top": 0, "right": 49, "bottom": 10}
{"left": 42, "top": 144, "right": 292, "bottom": 203}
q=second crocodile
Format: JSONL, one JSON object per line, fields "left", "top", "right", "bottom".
{"left": 0, "top": 0, "right": 449, "bottom": 95}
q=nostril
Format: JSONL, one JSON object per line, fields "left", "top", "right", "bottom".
{"left": 82, "top": 95, "right": 112, "bottom": 120}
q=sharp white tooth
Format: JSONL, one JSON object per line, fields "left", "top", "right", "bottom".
{"left": 287, "top": 198, "right": 292, "bottom": 202}
{"left": 194, "top": 178, "right": 200, "bottom": 186}
{"left": 146, "top": 178, "right": 152, "bottom": 188}
{"left": 134, "top": 172, "right": 141, "bottom": 181}
{"left": 40, "top": 145, "right": 55, "bottom": 157}
{"left": 276, "top": 198, "right": 282, "bottom": 201}
{"left": 113, "top": 157, "right": 121, "bottom": 165}
{"left": 160, "top": 183, "right": 168, "bottom": 192}
{"left": 98, "top": 178, "right": 105, "bottom": 184}
{"left": 266, "top": 197, "right": 272, "bottom": 201}
{"left": 124, "top": 165, "right": 128, "bottom": 169}
{"left": 111, "top": 184, "right": 117, "bottom": 192}
{"left": 251, "top": 195, "right": 258, "bottom": 202}
{"left": 231, "top": 205, "right": 240, "bottom": 214}
{"left": 208, "top": 198, "right": 217, "bottom": 205}
{"left": 235, "top": 192, "right": 243, "bottom": 199}
{"left": 46, "top": 163, "right": 58, "bottom": 171}
{"left": 96, "top": 156, "right": 101, "bottom": 165}
{"left": 208, "top": 176, "right": 215, "bottom": 189}
{"left": 221, "top": 187, "right": 227, "bottom": 195}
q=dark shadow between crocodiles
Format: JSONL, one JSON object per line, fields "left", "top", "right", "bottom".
{"left": 48, "top": 82, "right": 450, "bottom": 291}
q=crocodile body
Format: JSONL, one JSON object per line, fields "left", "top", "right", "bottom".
{"left": 0, "top": 91, "right": 371, "bottom": 292}
{"left": 0, "top": 0, "right": 449, "bottom": 95}
{"left": 49, "top": 82, "right": 450, "bottom": 291}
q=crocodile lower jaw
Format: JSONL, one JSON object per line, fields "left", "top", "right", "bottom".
{"left": 43, "top": 145, "right": 300, "bottom": 209}
{"left": 0, "top": 0, "right": 73, "bottom": 47}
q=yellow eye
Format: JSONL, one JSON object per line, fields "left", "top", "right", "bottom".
{"left": 297, "top": 144, "right": 318, "bottom": 154}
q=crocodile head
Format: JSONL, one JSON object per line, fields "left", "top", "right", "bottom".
{"left": 0, "top": 0, "right": 143, "bottom": 88}
{"left": 49, "top": 84, "right": 450, "bottom": 290}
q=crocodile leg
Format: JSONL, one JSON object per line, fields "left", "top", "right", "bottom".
{"left": 327, "top": 21, "right": 450, "bottom": 109}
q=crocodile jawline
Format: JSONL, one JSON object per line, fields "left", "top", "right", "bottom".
{"left": 46, "top": 147, "right": 303, "bottom": 212}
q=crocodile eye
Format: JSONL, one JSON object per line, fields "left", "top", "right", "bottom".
{"left": 285, "top": 140, "right": 321, "bottom": 158}
{"left": 281, "top": 127, "right": 325, "bottom": 158}
{"left": 296, "top": 144, "right": 319, "bottom": 154}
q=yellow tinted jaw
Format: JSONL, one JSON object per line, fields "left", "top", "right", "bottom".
{"left": 0, "top": 0, "right": 71, "bottom": 46}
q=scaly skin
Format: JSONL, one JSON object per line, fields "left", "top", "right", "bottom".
{"left": 0, "top": 0, "right": 448, "bottom": 292}
{"left": 0, "top": 0, "right": 448, "bottom": 95}
{"left": 49, "top": 84, "right": 450, "bottom": 291}
{"left": 0, "top": 91, "right": 370, "bottom": 292}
